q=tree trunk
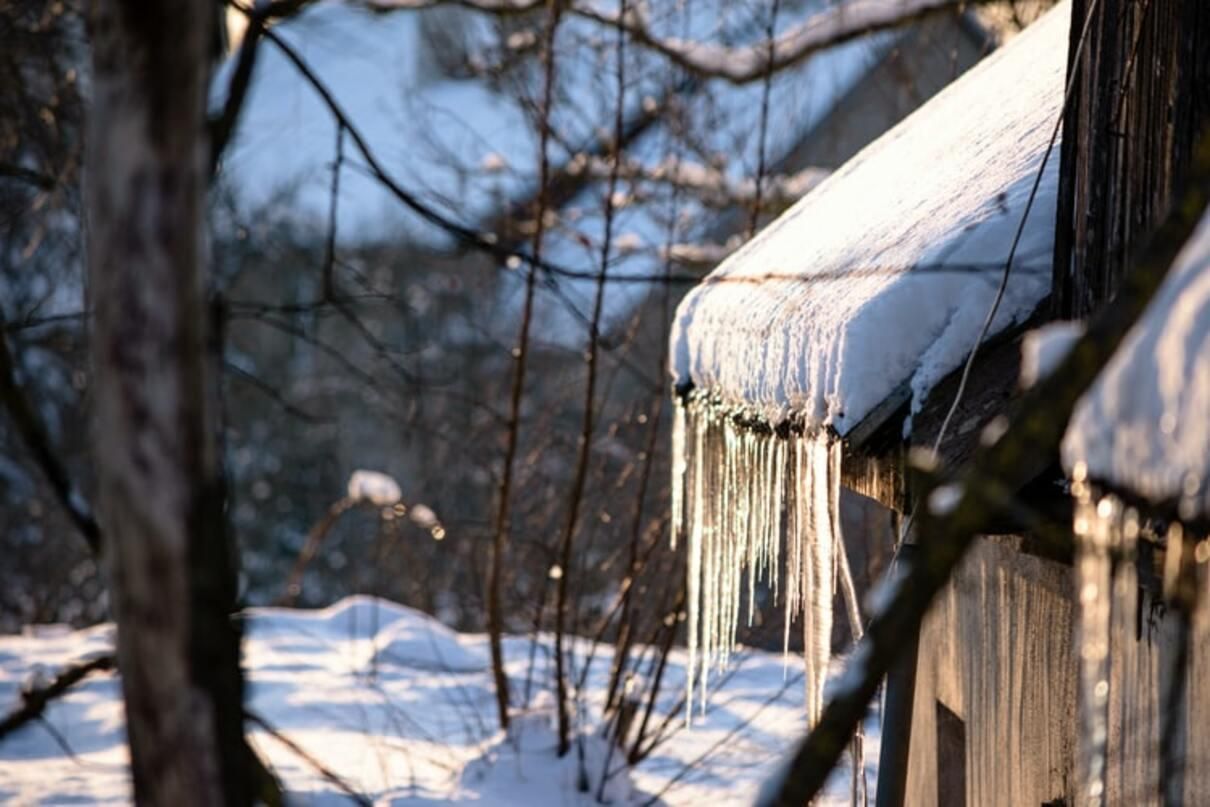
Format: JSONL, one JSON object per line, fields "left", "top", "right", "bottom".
{"left": 1053, "top": 0, "right": 1210, "bottom": 318}
{"left": 86, "top": 2, "right": 250, "bottom": 804}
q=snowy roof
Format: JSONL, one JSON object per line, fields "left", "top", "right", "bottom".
{"left": 214, "top": 2, "right": 538, "bottom": 244}
{"left": 216, "top": 1, "right": 883, "bottom": 248}
{"left": 213, "top": 1, "right": 889, "bottom": 342}
{"left": 669, "top": 2, "right": 1069, "bottom": 436}
{"left": 1062, "top": 210, "right": 1210, "bottom": 518}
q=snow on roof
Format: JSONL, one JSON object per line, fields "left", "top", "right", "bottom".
{"left": 1062, "top": 210, "right": 1210, "bottom": 517}
{"left": 216, "top": 1, "right": 880, "bottom": 249}
{"left": 669, "top": 2, "right": 1069, "bottom": 436}
{"left": 214, "top": 2, "right": 538, "bottom": 244}
{"left": 214, "top": 0, "right": 886, "bottom": 343}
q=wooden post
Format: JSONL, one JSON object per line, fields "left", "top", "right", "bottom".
{"left": 875, "top": 541, "right": 920, "bottom": 807}
{"left": 1053, "top": 0, "right": 1210, "bottom": 319}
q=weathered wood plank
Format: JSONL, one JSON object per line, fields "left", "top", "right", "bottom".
{"left": 1054, "top": 0, "right": 1210, "bottom": 319}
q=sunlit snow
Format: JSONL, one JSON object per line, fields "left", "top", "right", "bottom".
{"left": 1063, "top": 209, "right": 1210, "bottom": 518}
{"left": 670, "top": 2, "right": 1070, "bottom": 434}
{"left": 0, "top": 597, "right": 877, "bottom": 805}
{"left": 668, "top": 1, "right": 1069, "bottom": 729}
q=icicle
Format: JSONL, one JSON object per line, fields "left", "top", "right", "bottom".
{"left": 670, "top": 399, "right": 686, "bottom": 551}
{"left": 803, "top": 438, "right": 836, "bottom": 724}
{"left": 745, "top": 433, "right": 755, "bottom": 629}
{"left": 784, "top": 439, "right": 805, "bottom": 663}
{"left": 684, "top": 401, "right": 705, "bottom": 726}
{"left": 1070, "top": 464, "right": 1136, "bottom": 807}
{"left": 676, "top": 393, "right": 843, "bottom": 726}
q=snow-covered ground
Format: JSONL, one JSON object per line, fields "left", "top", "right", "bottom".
{"left": 0, "top": 596, "right": 877, "bottom": 805}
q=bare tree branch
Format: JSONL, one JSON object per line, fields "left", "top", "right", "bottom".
{"left": 486, "top": 0, "right": 566, "bottom": 734}
{"left": 211, "top": 11, "right": 266, "bottom": 174}
{"left": 553, "top": 0, "right": 628, "bottom": 754}
{"left": 0, "top": 316, "right": 101, "bottom": 552}
{"left": 570, "top": 155, "right": 827, "bottom": 211}
{"left": 366, "top": 0, "right": 997, "bottom": 84}
{"left": 246, "top": 710, "right": 372, "bottom": 806}
{"left": 0, "top": 654, "right": 115, "bottom": 742}
{"left": 0, "top": 163, "right": 56, "bottom": 190}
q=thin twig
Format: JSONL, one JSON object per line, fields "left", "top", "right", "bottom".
{"left": 0, "top": 315, "right": 101, "bottom": 552}
{"left": 932, "top": 0, "right": 1103, "bottom": 458}
{"left": 246, "top": 710, "right": 373, "bottom": 806}
{"left": 487, "top": 0, "right": 565, "bottom": 733}
{"left": 553, "top": 0, "right": 627, "bottom": 756}
{"left": 748, "top": 0, "right": 781, "bottom": 237}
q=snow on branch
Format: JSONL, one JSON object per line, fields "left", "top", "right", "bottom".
{"left": 568, "top": 154, "right": 828, "bottom": 210}
{"left": 364, "top": 0, "right": 991, "bottom": 83}
{"left": 346, "top": 469, "right": 402, "bottom": 506}
{"left": 661, "top": 239, "right": 740, "bottom": 269}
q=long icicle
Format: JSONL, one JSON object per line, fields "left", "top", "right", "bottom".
{"left": 784, "top": 438, "right": 805, "bottom": 665}
{"left": 685, "top": 401, "right": 705, "bottom": 725}
{"left": 670, "top": 398, "right": 686, "bottom": 551}
{"left": 805, "top": 436, "right": 835, "bottom": 724}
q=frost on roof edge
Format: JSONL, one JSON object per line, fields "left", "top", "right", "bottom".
{"left": 669, "top": 2, "right": 1070, "bottom": 438}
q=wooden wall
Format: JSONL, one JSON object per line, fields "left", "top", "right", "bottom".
{"left": 902, "top": 537, "right": 1210, "bottom": 805}
{"left": 905, "top": 538, "right": 1077, "bottom": 805}
{"left": 1053, "top": 0, "right": 1210, "bottom": 319}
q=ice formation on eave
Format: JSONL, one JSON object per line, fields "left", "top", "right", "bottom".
{"left": 670, "top": 3, "right": 1069, "bottom": 727}
{"left": 1062, "top": 210, "right": 1210, "bottom": 519}
{"left": 672, "top": 395, "right": 847, "bottom": 727}
{"left": 670, "top": 2, "right": 1069, "bottom": 434}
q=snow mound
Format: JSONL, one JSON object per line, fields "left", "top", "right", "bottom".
{"left": 0, "top": 596, "right": 874, "bottom": 804}
{"left": 402, "top": 707, "right": 635, "bottom": 806}
{"left": 370, "top": 617, "right": 486, "bottom": 673}
{"left": 247, "top": 594, "right": 419, "bottom": 639}
{"left": 669, "top": 2, "right": 1069, "bottom": 434}
{"left": 246, "top": 595, "right": 485, "bottom": 671}
{"left": 1062, "top": 210, "right": 1210, "bottom": 517}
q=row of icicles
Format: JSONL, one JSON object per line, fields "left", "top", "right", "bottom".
{"left": 671, "top": 392, "right": 857, "bottom": 727}
{"left": 671, "top": 392, "right": 1203, "bottom": 803}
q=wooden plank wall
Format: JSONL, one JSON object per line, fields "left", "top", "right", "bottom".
{"left": 902, "top": 538, "right": 1210, "bottom": 805}
{"left": 905, "top": 538, "right": 1078, "bottom": 806}
{"left": 1053, "top": 0, "right": 1210, "bottom": 319}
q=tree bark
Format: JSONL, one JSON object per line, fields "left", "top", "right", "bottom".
{"left": 86, "top": 2, "right": 250, "bottom": 804}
